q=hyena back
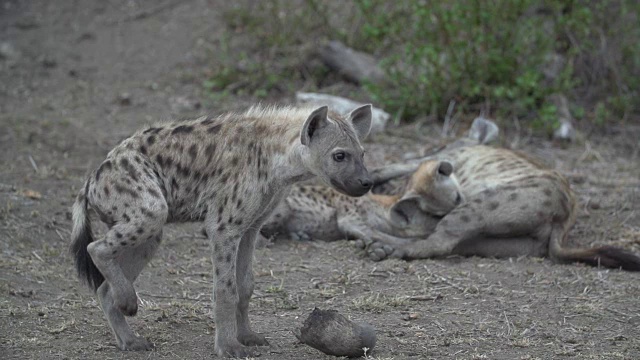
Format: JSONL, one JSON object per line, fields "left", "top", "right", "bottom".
{"left": 70, "top": 104, "right": 373, "bottom": 357}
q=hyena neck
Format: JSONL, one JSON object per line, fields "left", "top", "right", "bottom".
{"left": 270, "top": 143, "right": 316, "bottom": 187}
{"left": 367, "top": 194, "right": 402, "bottom": 224}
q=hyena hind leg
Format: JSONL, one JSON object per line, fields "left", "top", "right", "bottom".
{"left": 98, "top": 232, "right": 162, "bottom": 351}
{"left": 87, "top": 197, "right": 168, "bottom": 317}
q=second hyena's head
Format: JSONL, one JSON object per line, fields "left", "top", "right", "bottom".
{"left": 300, "top": 105, "right": 373, "bottom": 197}
{"left": 389, "top": 160, "right": 463, "bottom": 229}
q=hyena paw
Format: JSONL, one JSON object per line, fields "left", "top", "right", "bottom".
{"left": 113, "top": 288, "right": 139, "bottom": 316}
{"left": 367, "top": 242, "right": 395, "bottom": 262}
{"left": 354, "top": 238, "right": 374, "bottom": 249}
{"left": 238, "top": 330, "right": 270, "bottom": 346}
{"left": 118, "top": 335, "right": 154, "bottom": 351}
{"left": 290, "top": 231, "right": 311, "bottom": 242}
{"left": 216, "top": 340, "right": 258, "bottom": 358}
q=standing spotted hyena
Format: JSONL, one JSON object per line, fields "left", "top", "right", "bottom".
{"left": 70, "top": 104, "right": 373, "bottom": 357}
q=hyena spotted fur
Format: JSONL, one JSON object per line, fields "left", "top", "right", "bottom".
{"left": 366, "top": 118, "right": 640, "bottom": 271}
{"left": 70, "top": 104, "right": 373, "bottom": 357}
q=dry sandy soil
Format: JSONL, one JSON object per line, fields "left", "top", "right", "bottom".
{"left": 1, "top": 1, "right": 640, "bottom": 359}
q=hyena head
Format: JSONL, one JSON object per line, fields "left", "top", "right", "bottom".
{"left": 389, "top": 160, "right": 463, "bottom": 228}
{"left": 300, "top": 105, "right": 373, "bottom": 197}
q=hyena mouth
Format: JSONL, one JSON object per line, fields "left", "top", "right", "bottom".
{"left": 330, "top": 179, "right": 370, "bottom": 197}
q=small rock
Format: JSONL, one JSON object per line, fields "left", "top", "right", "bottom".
{"left": 117, "top": 92, "right": 132, "bottom": 106}
{"left": 0, "top": 42, "right": 20, "bottom": 61}
{"left": 589, "top": 201, "right": 601, "bottom": 210}
{"left": 77, "top": 32, "right": 96, "bottom": 42}
{"left": 553, "top": 120, "right": 576, "bottom": 141}
{"left": 548, "top": 94, "right": 576, "bottom": 141}
{"left": 294, "top": 308, "right": 376, "bottom": 357}
{"left": 22, "top": 189, "right": 42, "bottom": 200}
{"left": 401, "top": 312, "right": 420, "bottom": 321}
{"left": 41, "top": 56, "right": 57, "bottom": 68}
{"left": 169, "top": 96, "right": 201, "bottom": 113}
{"left": 14, "top": 17, "right": 40, "bottom": 30}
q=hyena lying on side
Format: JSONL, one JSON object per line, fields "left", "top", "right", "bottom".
{"left": 366, "top": 118, "right": 640, "bottom": 271}
{"left": 70, "top": 104, "right": 373, "bottom": 357}
{"left": 260, "top": 159, "right": 463, "bottom": 247}
{"left": 259, "top": 117, "right": 497, "bottom": 258}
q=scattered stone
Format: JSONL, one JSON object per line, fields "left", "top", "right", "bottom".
{"left": 317, "top": 40, "right": 386, "bottom": 84}
{"left": 294, "top": 308, "right": 376, "bottom": 357}
{"left": 117, "top": 92, "right": 132, "bottom": 106}
{"left": 548, "top": 94, "right": 576, "bottom": 141}
{"left": 41, "top": 56, "right": 57, "bottom": 68}
{"left": 8, "top": 289, "right": 34, "bottom": 298}
{"left": 554, "top": 120, "right": 576, "bottom": 141}
{"left": 296, "top": 92, "right": 389, "bottom": 134}
{"left": 0, "top": 42, "right": 20, "bottom": 62}
{"left": 401, "top": 312, "right": 420, "bottom": 321}
{"left": 169, "top": 96, "right": 201, "bottom": 113}
{"left": 468, "top": 116, "right": 500, "bottom": 144}
{"left": 14, "top": 16, "right": 40, "bottom": 30}
{"left": 22, "top": 189, "right": 42, "bottom": 200}
{"left": 77, "top": 32, "right": 96, "bottom": 42}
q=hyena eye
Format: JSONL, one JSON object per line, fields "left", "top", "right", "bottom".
{"left": 333, "top": 151, "right": 346, "bottom": 162}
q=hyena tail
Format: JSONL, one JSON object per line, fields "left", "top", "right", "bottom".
{"left": 70, "top": 181, "right": 105, "bottom": 291}
{"left": 549, "top": 224, "right": 640, "bottom": 272}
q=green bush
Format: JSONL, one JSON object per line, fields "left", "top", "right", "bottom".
{"left": 211, "top": 0, "right": 639, "bottom": 128}
{"left": 355, "top": 0, "right": 638, "bottom": 126}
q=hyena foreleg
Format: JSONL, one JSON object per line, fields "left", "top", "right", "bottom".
{"left": 207, "top": 218, "right": 253, "bottom": 357}
{"left": 235, "top": 227, "right": 269, "bottom": 346}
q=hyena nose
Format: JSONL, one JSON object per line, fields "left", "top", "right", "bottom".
{"left": 359, "top": 178, "right": 372, "bottom": 190}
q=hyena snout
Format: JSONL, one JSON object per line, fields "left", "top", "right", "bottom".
{"left": 334, "top": 173, "right": 372, "bottom": 197}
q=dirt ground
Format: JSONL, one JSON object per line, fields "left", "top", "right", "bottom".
{"left": 1, "top": 1, "right": 640, "bottom": 359}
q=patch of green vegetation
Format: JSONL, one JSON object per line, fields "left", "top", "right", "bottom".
{"left": 203, "top": 1, "right": 334, "bottom": 102}
{"left": 356, "top": 0, "right": 639, "bottom": 128}
{"left": 208, "top": 0, "right": 639, "bottom": 130}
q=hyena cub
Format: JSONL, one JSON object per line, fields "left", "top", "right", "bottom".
{"left": 260, "top": 159, "right": 462, "bottom": 250}
{"left": 70, "top": 104, "right": 373, "bottom": 357}
{"left": 367, "top": 118, "right": 640, "bottom": 271}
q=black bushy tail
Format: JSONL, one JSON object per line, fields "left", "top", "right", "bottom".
{"left": 550, "top": 227, "right": 640, "bottom": 272}
{"left": 69, "top": 182, "right": 104, "bottom": 291}
{"left": 573, "top": 246, "right": 640, "bottom": 272}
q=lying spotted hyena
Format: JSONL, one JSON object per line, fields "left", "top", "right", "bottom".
{"left": 260, "top": 158, "right": 463, "bottom": 245}
{"left": 70, "top": 104, "right": 373, "bottom": 357}
{"left": 366, "top": 118, "right": 640, "bottom": 270}
{"left": 260, "top": 117, "right": 496, "bottom": 258}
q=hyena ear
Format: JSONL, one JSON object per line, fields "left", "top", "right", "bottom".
{"left": 389, "top": 195, "right": 421, "bottom": 227}
{"left": 348, "top": 104, "right": 372, "bottom": 142}
{"left": 468, "top": 117, "right": 499, "bottom": 144}
{"left": 301, "top": 106, "right": 329, "bottom": 146}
